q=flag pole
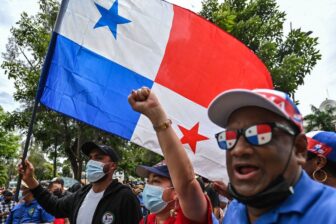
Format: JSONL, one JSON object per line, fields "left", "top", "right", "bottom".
{"left": 14, "top": 100, "right": 39, "bottom": 202}
{"left": 13, "top": 0, "right": 69, "bottom": 202}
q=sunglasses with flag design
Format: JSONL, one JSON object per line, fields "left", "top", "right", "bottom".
{"left": 215, "top": 122, "right": 297, "bottom": 150}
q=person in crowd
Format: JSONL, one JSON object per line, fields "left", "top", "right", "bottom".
{"left": 129, "top": 87, "right": 213, "bottom": 224}
{"left": 0, "top": 190, "right": 16, "bottom": 224}
{"left": 202, "top": 177, "right": 222, "bottom": 221}
{"left": 132, "top": 184, "right": 148, "bottom": 217}
{"left": 18, "top": 142, "right": 142, "bottom": 224}
{"left": 211, "top": 180, "right": 232, "bottom": 223}
{"left": 303, "top": 131, "right": 336, "bottom": 188}
{"left": 136, "top": 163, "right": 213, "bottom": 224}
{"left": 5, "top": 182, "right": 54, "bottom": 224}
{"left": 47, "top": 179, "right": 70, "bottom": 224}
{"left": 48, "top": 178, "right": 72, "bottom": 198}
{"left": 207, "top": 88, "right": 336, "bottom": 223}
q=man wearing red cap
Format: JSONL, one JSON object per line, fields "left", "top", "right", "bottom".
{"left": 303, "top": 131, "right": 336, "bottom": 188}
{"left": 207, "top": 88, "right": 336, "bottom": 223}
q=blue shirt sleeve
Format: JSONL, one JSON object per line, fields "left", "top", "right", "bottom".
{"left": 40, "top": 208, "right": 55, "bottom": 222}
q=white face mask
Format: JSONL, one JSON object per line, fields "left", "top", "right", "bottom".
{"left": 86, "top": 160, "right": 106, "bottom": 183}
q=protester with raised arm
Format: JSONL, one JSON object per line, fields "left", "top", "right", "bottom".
{"left": 129, "top": 87, "right": 213, "bottom": 224}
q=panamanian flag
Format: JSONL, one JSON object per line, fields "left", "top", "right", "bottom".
{"left": 37, "top": 0, "right": 273, "bottom": 181}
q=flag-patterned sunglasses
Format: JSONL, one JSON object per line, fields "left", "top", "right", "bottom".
{"left": 215, "top": 122, "right": 296, "bottom": 150}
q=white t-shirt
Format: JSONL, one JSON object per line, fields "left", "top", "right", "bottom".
{"left": 76, "top": 188, "right": 105, "bottom": 224}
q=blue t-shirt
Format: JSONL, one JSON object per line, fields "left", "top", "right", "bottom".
{"left": 6, "top": 199, "right": 54, "bottom": 224}
{"left": 223, "top": 171, "right": 336, "bottom": 224}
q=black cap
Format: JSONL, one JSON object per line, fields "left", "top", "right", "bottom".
{"left": 136, "top": 165, "right": 170, "bottom": 179}
{"left": 81, "top": 142, "right": 120, "bottom": 162}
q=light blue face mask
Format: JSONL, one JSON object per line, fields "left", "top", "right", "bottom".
{"left": 86, "top": 160, "right": 106, "bottom": 183}
{"left": 18, "top": 191, "right": 29, "bottom": 201}
{"left": 142, "top": 184, "right": 174, "bottom": 213}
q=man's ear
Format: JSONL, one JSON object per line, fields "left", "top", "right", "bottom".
{"left": 104, "top": 162, "right": 117, "bottom": 173}
{"left": 110, "top": 162, "right": 117, "bottom": 172}
{"left": 294, "top": 133, "right": 307, "bottom": 165}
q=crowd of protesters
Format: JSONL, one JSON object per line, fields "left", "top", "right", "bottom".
{"left": 1, "top": 87, "right": 336, "bottom": 223}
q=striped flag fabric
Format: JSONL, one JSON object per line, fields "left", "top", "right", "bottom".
{"left": 37, "top": 0, "right": 273, "bottom": 181}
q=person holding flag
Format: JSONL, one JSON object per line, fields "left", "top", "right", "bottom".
{"left": 17, "top": 142, "right": 142, "bottom": 224}
{"left": 128, "top": 87, "right": 213, "bottom": 224}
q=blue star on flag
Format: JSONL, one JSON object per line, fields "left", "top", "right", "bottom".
{"left": 94, "top": 0, "right": 131, "bottom": 39}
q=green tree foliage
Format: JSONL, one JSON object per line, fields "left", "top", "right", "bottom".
{"left": 304, "top": 105, "right": 336, "bottom": 132}
{"left": 28, "top": 145, "right": 54, "bottom": 180}
{"left": 61, "top": 163, "right": 72, "bottom": 177}
{"left": 200, "top": 0, "right": 321, "bottom": 95}
{"left": 117, "top": 142, "right": 163, "bottom": 179}
{"left": 0, "top": 165, "right": 8, "bottom": 186}
{"left": 0, "top": 107, "right": 20, "bottom": 186}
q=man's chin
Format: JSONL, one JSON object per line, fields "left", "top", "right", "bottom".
{"left": 92, "top": 174, "right": 109, "bottom": 184}
{"left": 233, "top": 184, "right": 263, "bottom": 197}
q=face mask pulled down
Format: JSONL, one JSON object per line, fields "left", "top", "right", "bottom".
{"left": 142, "top": 184, "right": 173, "bottom": 213}
{"left": 228, "top": 142, "right": 296, "bottom": 209}
{"left": 86, "top": 160, "right": 108, "bottom": 183}
{"left": 228, "top": 175, "right": 294, "bottom": 209}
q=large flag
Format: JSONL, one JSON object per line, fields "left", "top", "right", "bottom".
{"left": 37, "top": 0, "right": 273, "bottom": 181}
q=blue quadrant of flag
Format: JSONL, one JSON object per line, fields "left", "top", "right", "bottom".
{"left": 40, "top": 34, "right": 153, "bottom": 139}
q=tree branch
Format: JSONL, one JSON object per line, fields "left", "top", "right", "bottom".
{"left": 18, "top": 46, "right": 38, "bottom": 72}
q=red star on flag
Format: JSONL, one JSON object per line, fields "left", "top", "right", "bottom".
{"left": 178, "top": 122, "right": 209, "bottom": 153}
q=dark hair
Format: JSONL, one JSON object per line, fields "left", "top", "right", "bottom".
{"left": 307, "top": 151, "right": 336, "bottom": 177}
{"left": 2, "top": 190, "right": 13, "bottom": 197}
{"left": 52, "top": 178, "right": 64, "bottom": 187}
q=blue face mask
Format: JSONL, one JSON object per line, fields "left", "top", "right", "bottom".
{"left": 86, "top": 160, "right": 106, "bottom": 183}
{"left": 18, "top": 190, "right": 29, "bottom": 201}
{"left": 142, "top": 184, "right": 174, "bottom": 213}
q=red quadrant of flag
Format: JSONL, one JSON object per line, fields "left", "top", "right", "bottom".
{"left": 257, "top": 124, "right": 272, "bottom": 134}
{"left": 155, "top": 6, "right": 273, "bottom": 108}
{"left": 226, "top": 131, "right": 237, "bottom": 140}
